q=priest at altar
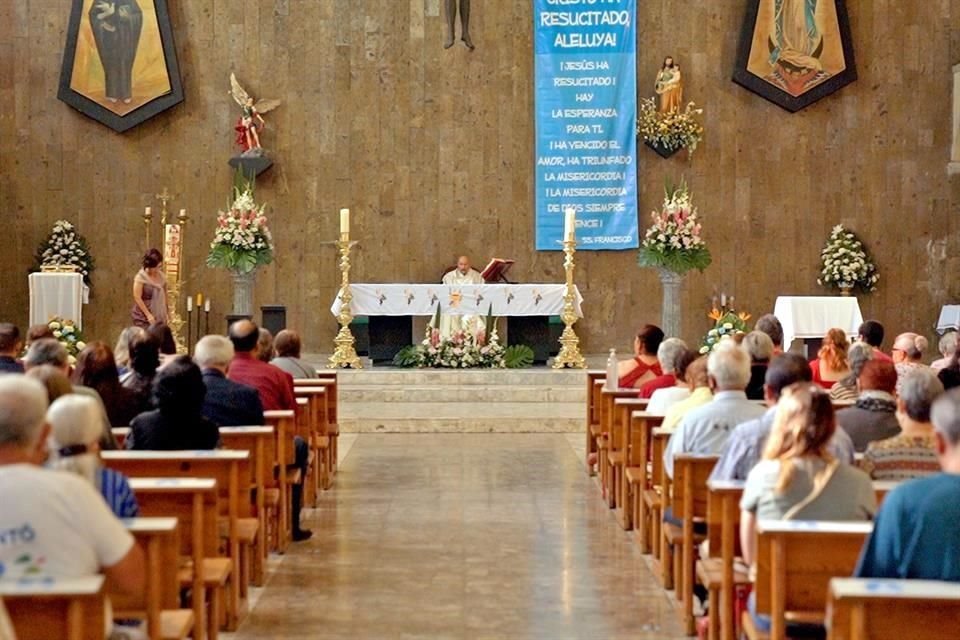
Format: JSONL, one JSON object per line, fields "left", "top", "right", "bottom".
{"left": 437, "top": 255, "right": 484, "bottom": 338}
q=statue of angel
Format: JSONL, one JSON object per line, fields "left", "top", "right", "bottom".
{"left": 229, "top": 73, "right": 281, "bottom": 155}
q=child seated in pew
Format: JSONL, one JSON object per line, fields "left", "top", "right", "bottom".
{"left": 741, "top": 384, "right": 876, "bottom": 633}
{"left": 48, "top": 395, "right": 140, "bottom": 518}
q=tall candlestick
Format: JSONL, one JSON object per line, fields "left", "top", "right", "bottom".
{"left": 564, "top": 207, "right": 576, "bottom": 240}
{"left": 340, "top": 208, "right": 350, "bottom": 236}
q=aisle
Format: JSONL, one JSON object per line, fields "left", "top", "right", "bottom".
{"left": 231, "top": 434, "right": 686, "bottom": 639}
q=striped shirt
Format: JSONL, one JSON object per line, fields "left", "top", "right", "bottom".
{"left": 860, "top": 434, "right": 940, "bottom": 481}
{"left": 97, "top": 468, "right": 140, "bottom": 518}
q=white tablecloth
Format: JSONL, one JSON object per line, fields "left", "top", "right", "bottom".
{"left": 331, "top": 284, "right": 583, "bottom": 317}
{"left": 773, "top": 296, "right": 864, "bottom": 347}
{"left": 937, "top": 306, "right": 960, "bottom": 334}
{"left": 28, "top": 273, "right": 89, "bottom": 329}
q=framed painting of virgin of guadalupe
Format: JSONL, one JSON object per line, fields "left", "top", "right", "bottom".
{"left": 58, "top": 0, "right": 184, "bottom": 133}
{"left": 733, "top": 0, "right": 857, "bottom": 112}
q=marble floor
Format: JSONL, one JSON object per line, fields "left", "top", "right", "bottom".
{"left": 229, "top": 434, "right": 686, "bottom": 639}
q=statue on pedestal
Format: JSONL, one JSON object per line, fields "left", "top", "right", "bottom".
{"left": 228, "top": 73, "right": 280, "bottom": 178}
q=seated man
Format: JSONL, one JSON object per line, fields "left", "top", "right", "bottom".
{"left": 638, "top": 338, "right": 688, "bottom": 399}
{"left": 0, "top": 323, "right": 24, "bottom": 374}
{"left": 271, "top": 330, "right": 319, "bottom": 379}
{"left": 0, "top": 376, "right": 145, "bottom": 593}
{"left": 662, "top": 356, "right": 712, "bottom": 432}
{"left": 438, "top": 255, "right": 484, "bottom": 338}
{"left": 858, "top": 319, "right": 892, "bottom": 362}
{"left": 711, "top": 353, "right": 855, "bottom": 482}
{"left": 836, "top": 359, "right": 900, "bottom": 452}
{"left": 663, "top": 342, "right": 767, "bottom": 478}
{"left": 195, "top": 335, "right": 265, "bottom": 427}
{"left": 754, "top": 314, "right": 784, "bottom": 356}
{"left": 227, "top": 320, "right": 312, "bottom": 541}
{"left": 855, "top": 387, "right": 960, "bottom": 581}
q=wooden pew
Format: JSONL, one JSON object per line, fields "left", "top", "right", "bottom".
{"left": 647, "top": 428, "right": 671, "bottom": 572}
{"left": 263, "top": 410, "right": 295, "bottom": 553}
{"left": 825, "top": 578, "right": 960, "bottom": 640}
{"left": 116, "top": 517, "right": 193, "bottom": 640}
{"left": 745, "top": 521, "right": 872, "bottom": 640}
{"left": 608, "top": 397, "right": 649, "bottom": 516}
{"left": 219, "top": 426, "right": 274, "bottom": 587}
{"left": 128, "top": 478, "right": 221, "bottom": 640}
{"left": 105, "top": 452, "right": 248, "bottom": 632}
{"left": 294, "top": 386, "right": 331, "bottom": 495}
{"left": 0, "top": 576, "right": 106, "bottom": 640}
{"left": 872, "top": 480, "right": 898, "bottom": 505}
{"left": 625, "top": 411, "right": 664, "bottom": 550}
{"left": 293, "top": 376, "right": 340, "bottom": 475}
{"left": 700, "top": 480, "right": 747, "bottom": 640}
{"left": 598, "top": 388, "right": 641, "bottom": 499}
{"left": 585, "top": 371, "right": 606, "bottom": 475}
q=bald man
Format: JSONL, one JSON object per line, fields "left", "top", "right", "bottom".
{"left": 439, "top": 256, "right": 484, "bottom": 338}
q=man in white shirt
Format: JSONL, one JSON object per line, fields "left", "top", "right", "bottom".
{"left": 664, "top": 342, "right": 766, "bottom": 478}
{"left": 438, "top": 255, "right": 485, "bottom": 338}
{"left": 0, "top": 376, "right": 144, "bottom": 595}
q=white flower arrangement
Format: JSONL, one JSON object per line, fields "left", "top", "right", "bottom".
{"left": 414, "top": 325, "right": 506, "bottom": 369}
{"left": 206, "top": 184, "right": 275, "bottom": 274}
{"left": 33, "top": 220, "right": 95, "bottom": 285}
{"left": 816, "top": 225, "right": 879, "bottom": 293}
{"left": 46, "top": 316, "right": 86, "bottom": 364}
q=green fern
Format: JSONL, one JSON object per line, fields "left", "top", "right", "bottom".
{"left": 504, "top": 344, "right": 535, "bottom": 369}
{"left": 392, "top": 345, "right": 420, "bottom": 368}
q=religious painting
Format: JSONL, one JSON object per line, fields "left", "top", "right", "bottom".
{"left": 58, "top": 0, "right": 184, "bottom": 133}
{"left": 732, "top": 0, "right": 857, "bottom": 112}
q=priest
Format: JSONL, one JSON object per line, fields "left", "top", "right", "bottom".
{"left": 438, "top": 255, "right": 484, "bottom": 338}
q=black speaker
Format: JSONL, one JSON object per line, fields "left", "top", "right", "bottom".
{"left": 507, "top": 316, "right": 561, "bottom": 364}
{"left": 369, "top": 316, "right": 413, "bottom": 364}
{"left": 260, "top": 305, "right": 286, "bottom": 336}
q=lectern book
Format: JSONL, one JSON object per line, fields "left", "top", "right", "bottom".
{"left": 481, "top": 259, "right": 515, "bottom": 284}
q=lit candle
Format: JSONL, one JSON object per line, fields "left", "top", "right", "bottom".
{"left": 186, "top": 296, "right": 193, "bottom": 312}
{"left": 340, "top": 208, "right": 350, "bottom": 236}
{"left": 204, "top": 299, "right": 211, "bottom": 313}
{"left": 564, "top": 207, "right": 576, "bottom": 241}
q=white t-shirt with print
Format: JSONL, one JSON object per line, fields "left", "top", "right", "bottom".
{"left": 0, "top": 464, "right": 134, "bottom": 581}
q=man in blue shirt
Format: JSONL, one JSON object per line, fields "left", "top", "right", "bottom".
{"left": 855, "top": 387, "right": 960, "bottom": 581}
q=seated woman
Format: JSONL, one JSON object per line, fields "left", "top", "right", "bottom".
{"left": 617, "top": 324, "right": 665, "bottom": 389}
{"left": 74, "top": 342, "right": 141, "bottom": 427}
{"left": 25, "top": 364, "right": 73, "bottom": 404}
{"left": 647, "top": 348, "right": 696, "bottom": 414}
{"left": 931, "top": 330, "right": 958, "bottom": 371}
{"left": 126, "top": 356, "right": 221, "bottom": 450}
{"left": 938, "top": 347, "right": 960, "bottom": 390}
{"left": 740, "top": 383, "right": 876, "bottom": 632}
{"left": 47, "top": 395, "right": 140, "bottom": 518}
{"left": 257, "top": 328, "right": 275, "bottom": 363}
{"left": 892, "top": 332, "right": 931, "bottom": 396}
{"left": 743, "top": 331, "right": 775, "bottom": 400}
{"left": 121, "top": 331, "right": 161, "bottom": 414}
{"left": 272, "top": 329, "right": 319, "bottom": 379}
{"left": 113, "top": 326, "right": 143, "bottom": 377}
{"left": 810, "top": 328, "right": 851, "bottom": 390}
{"left": 862, "top": 369, "right": 944, "bottom": 480}
{"left": 829, "top": 342, "right": 874, "bottom": 403}
{"left": 147, "top": 322, "right": 178, "bottom": 369}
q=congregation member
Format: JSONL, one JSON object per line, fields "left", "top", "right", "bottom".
{"left": 617, "top": 324, "right": 664, "bottom": 389}
{"left": 742, "top": 331, "right": 775, "bottom": 400}
{"left": 227, "top": 320, "right": 312, "bottom": 541}
{"left": 663, "top": 342, "right": 766, "bottom": 478}
{"left": 147, "top": 322, "right": 178, "bottom": 368}
{"left": 195, "top": 335, "right": 265, "bottom": 426}
{"left": 47, "top": 394, "right": 139, "bottom": 518}
{"left": 754, "top": 314, "right": 785, "bottom": 356}
{"left": 711, "top": 354, "right": 855, "bottom": 482}
{"left": 662, "top": 356, "right": 712, "bottom": 432}
{"left": 22, "top": 338, "right": 116, "bottom": 449}
{"left": 860, "top": 369, "right": 943, "bottom": 480}
{"left": 25, "top": 323, "right": 55, "bottom": 346}
{"left": 938, "top": 347, "right": 960, "bottom": 390}
{"left": 73, "top": 342, "right": 141, "bottom": 427}
{"left": 271, "top": 329, "right": 320, "bottom": 379}
{"left": 257, "top": 328, "right": 275, "bottom": 363}
{"left": 855, "top": 387, "right": 960, "bottom": 581}
{"left": 120, "top": 331, "right": 161, "bottom": 412}
{"left": 857, "top": 320, "right": 892, "bottom": 362}
{"left": 647, "top": 349, "right": 697, "bottom": 415}
{"left": 0, "top": 376, "right": 145, "bottom": 595}
{"left": 26, "top": 364, "right": 74, "bottom": 403}
{"left": 836, "top": 359, "right": 901, "bottom": 452}
{"left": 131, "top": 248, "right": 168, "bottom": 328}
{"left": 931, "top": 330, "right": 957, "bottom": 370}
{"left": 113, "top": 326, "right": 144, "bottom": 377}
{"left": 125, "top": 356, "right": 221, "bottom": 450}
{"left": 810, "top": 328, "right": 850, "bottom": 390}
{"left": 829, "top": 342, "right": 874, "bottom": 403}
{"left": 638, "top": 337, "right": 688, "bottom": 399}
{"left": 891, "top": 332, "right": 931, "bottom": 395}
{"left": 0, "top": 323, "right": 24, "bottom": 374}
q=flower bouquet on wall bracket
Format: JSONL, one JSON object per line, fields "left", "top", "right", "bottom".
{"left": 816, "top": 225, "right": 879, "bottom": 296}
{"left": 32, "top": 220, "right": 95, "bottom": 286}
{"left": 637, "top": 98, "right": 704, "bottom": 159}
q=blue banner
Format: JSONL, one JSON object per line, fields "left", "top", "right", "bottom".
{"left": 534, "top": 0, "right": 638, "bottom": 251}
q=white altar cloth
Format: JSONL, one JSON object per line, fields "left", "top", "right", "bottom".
{"left": 28, "top": 273, "right": 89, "bottom": 329}
{"left": 331, "top": 284, "right": 583, "bottom": 318}
{"left": 773, "top": 296, "right": 863, "bottom": 347}
{"left": 936, "top": 306, "right": 960, "bottom": 334}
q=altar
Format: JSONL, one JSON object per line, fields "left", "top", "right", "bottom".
{"left": 28, "top": 272, "right": 89, "bottom": 329}
{"left": 773, "top": 296, "right": 864, "bottom": 352}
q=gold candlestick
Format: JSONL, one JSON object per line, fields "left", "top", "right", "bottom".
{"left": 167, "top": 208, "right": 189, "bottom": 354}
{"left": 328, "top": 236, "right": 362, "bottom": 369}
{"left": 553, "top": 237, "right": 586, "bottom": 369}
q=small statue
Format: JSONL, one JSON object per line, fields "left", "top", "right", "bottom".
{"left": 655, "top": 56, "right": 683, "bottom": 114}
{"left": 229, "top": 73, "right": 281, "bottom": 157}
{"left": 444, "top": 0, "right": 474, "bottom": 50}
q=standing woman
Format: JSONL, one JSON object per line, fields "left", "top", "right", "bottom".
{"left": 131, "top": 249, "right": 168, "bottom": 328}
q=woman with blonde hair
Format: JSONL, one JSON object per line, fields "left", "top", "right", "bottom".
{"left": 47, "top": 395, "right": 139, "bottom": 518}
{"left": 810, "top": 328, "right": 851, "bottom": 389}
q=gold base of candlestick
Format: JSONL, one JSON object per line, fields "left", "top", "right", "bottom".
{"left": 328, "top": 237, "right": 363, "bottom": 369}
{"left": 552, "top": 237, "right": 586, "bottom": 369}
{"left": 329, "top": 325, "right": 362, "bottom": 369}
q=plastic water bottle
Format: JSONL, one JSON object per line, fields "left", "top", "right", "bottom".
{"left": 605, "top": 348, "right": 618, "bottom": 390}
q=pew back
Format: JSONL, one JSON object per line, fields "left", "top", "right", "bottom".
{"left": 0, "top": 576, "right": 106, "bottom": 640}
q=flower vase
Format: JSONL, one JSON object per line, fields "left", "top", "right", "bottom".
{"left": 645, "top": 139, "right": 682, "bottom": 159}
{"left": 657, "top": 268, "right": 684, "bottom": 339}
{"left": 231, "top": 269, "right": 257, "bottom": 317}
{"left": 839, "top": 286, "right": 853, "bottom": 297}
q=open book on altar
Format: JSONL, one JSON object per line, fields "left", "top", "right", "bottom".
{"left": 480, "top": 258, "right": 515, "bottom": 284}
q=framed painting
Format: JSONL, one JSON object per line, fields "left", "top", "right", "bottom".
{"left": 732, "top": 0, "right": 857, "bottom": 112}
{"left": 58, "top": 0, "right": 184, "bottom": 133}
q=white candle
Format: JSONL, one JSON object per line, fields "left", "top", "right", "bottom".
{"left": 186, "top": 297, "right": 193, "bottom": 312}
{"left": 721, "top": 293, "right": 727, "bottom": 307}
{"left": 179, "top": 208, "right": 186, "bottom": 217}
{"left": 145, "top": 206, "right": 151, "bottom": 217}
{"left": 564, "top": 207, "right": 576, "bottom": 240}
{"left": 340, "top": 208, "right": 350, "bottom": 235}
{"left": 204, "top": 299, "right": 211, "bottom": 312}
